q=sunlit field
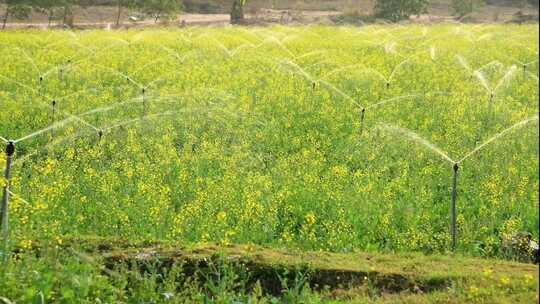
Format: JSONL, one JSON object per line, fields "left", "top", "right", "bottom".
{"left": 0, "top": 24, "right": 539, "bottom": 301}
{"left": 0, "top": 24, "right": 538, "bottom": 256}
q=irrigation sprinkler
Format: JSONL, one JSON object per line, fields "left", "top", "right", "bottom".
{"left": 142, "top": 88, "right": 147, "bottom": 115}
{"left": 38, "top": 76, "right": 44, "bottom": 96}
{"left": 378, "top": 115, "right": 538, "bottom": 251}
{"left": 51, "top": 100, "right": 57, "bottom": 137}
{"left": 451, "top": 163, "right": 459, "bottom": 251}
{"left": 1, "top": 141, "right": 15, "bottom": 263}
{"left": 359, "top": 107, "right": 366, "bottom": 135}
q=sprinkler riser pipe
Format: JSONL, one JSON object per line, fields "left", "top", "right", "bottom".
{"left": 360, "top": 108, "right": 366, "bottom": 136}
{"left": 1, "top": 141, "right": 15, "bottom": 262}
{"left": 451, "top": 163, "right": 459, "bottom": 251}
{"left": 142, "top": 89, "right": 146, "bottom": 116}
{"left": 51, "top": 100, "right": 56, "bottom": 138}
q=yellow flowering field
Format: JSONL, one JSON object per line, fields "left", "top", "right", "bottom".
{"left": 0, "top": 24, "right": 538, "bottom": 260}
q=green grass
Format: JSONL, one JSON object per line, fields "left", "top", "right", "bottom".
{"left": 1, "top": 236, "right": 538, "bottom": 303}
{"left": 0, "top": 24, "right": 538, "bottom": 302}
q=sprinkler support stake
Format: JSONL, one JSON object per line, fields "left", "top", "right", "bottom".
{"left": 360, "top": 107, "right": 366, "bottom": 135}
{"left": 142, "top": 88, "right": 147, "bottom": 116}
{"left": 451, "top": 163, "right": 459, "bottom": 251}
{"left": 51, "top": 100, "right": 56, "bottom": 138}
{"left": 38, "top": 76, "right": 44, "bottom": 96}
{"left": 1, "top": 141, "right": 15, "bottom": 262}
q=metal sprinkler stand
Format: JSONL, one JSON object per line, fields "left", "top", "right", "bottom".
{"left": 386, "top": 82, "right": 390, "bottom": 89}
{"left": 451, "top": 163, "right": 459, "bottom": 251}
{"left": 360, "top": 107, "right": 366, "bottom": 135}
{"left": 51, "top": 100, "right": 56, "bottom": 137}
{"left": 1, "top": 141, "right": 15, "bottom": 262}
{"left": 142, "top": 88, "right": 147, "bottom": 115}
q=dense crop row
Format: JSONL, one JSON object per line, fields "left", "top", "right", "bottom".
{"left": 0, "top": 24, "right": 538, "bottom": 258}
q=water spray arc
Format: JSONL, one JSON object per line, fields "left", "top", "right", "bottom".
{"left": 378, "top": 114, "right": 538, "bottom": 251}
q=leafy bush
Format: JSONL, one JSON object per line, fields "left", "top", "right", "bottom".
{"left": 374, "top": 0, "right": 430, "bottom": 22}
{"left": 451, "top": 0, "right": 485, "bottom": 17}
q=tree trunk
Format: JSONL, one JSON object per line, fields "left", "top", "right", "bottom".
{"left": 2, "top": 7, "right": 9, "bottom": 30}
{"left": 116, "top": 0, "right": 123, "bottom": 26}
{"left": 230, "top": 0, "right": 244, "bottom": 24}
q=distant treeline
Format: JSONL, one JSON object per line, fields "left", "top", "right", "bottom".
{"left": 1, "top": 0, "right": 244, "bottom": 28}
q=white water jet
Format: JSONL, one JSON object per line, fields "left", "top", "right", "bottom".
{"left": 377, "top": 123, "right": 456, "bottom": 164}
{"left": 457, "top": 115, "right": 539, "bottom": 163}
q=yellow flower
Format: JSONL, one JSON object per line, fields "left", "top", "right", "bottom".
{"left": 499, "top": 276, "right": 510, "bottom": 285}
{"left": 305, "top": 212, "right": 316, "bottom": 226}
{"left": 217, "top": 211, "right": 227, "bottom": 222}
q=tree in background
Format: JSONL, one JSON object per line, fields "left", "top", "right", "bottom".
{"left": 58, "top": 0, "right": 75, "bottom": 27}
{"left": 115, "top": 0, "right": 139, "bottom": 26}
{"left": 231, "top": 0, "right": 246, "bottom": 24}
{"left": 140, "top": 0, "right": 182, "bottom": 23}
{"left": 32, "top": 0, "right": 64, "bottom": 26}
{"left": 374, "top": 0, "right": 430, "bottom": 22}
{"left": 2, "top": 0, "right": 33, "bottom": 29}
{"left": 451, "top": 0, "right": 485, "bottom": 18}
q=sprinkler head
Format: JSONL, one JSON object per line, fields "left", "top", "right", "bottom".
{"left": 386, "top": 82, "right": 390, "bottom": 89}
{"left": 67, "top": 59, "right": 71, "bottom": 64}
{"left": 6, "top": 141, "right": 15, "bottom": 156}
{"left": 98, "top": 129, "right": 103, "bottom": 139}
{"left": 361, "top": 107, "right": 366, "bottom": 114}
{"left": 52, "top": 100, "right": 56, "bottom": 106}
{"left": 453, "top": 163, "right": 459, "bottom": 172}
{"left": 142, "top": 88, "right": 146, "bottom": 94}
{"left": 312, "top": 82, "right": 316, "bottom": 90}
{"left": 39, "top": 76, "right": 43, "bottom": 83}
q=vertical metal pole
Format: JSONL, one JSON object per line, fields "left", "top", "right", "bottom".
{"left": 451, "top": 163, "right": 459, "bottom": 251}
{"left": 51, "top": 100, "right": 56, "bottom": 138}
{"left": 360, "top": 107, "right": 366, "bottom": 136}
{"left": 38, "top": 76, "right": 44, "bottom": 96}
{"left": 1, "top": 141, "right": 15, "bottom": 262}
{"left": 488, "top": 92, "right": 494, "bottom": 121}
{"left": 142, "top": 88, "right": 146, "bottom": 116}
